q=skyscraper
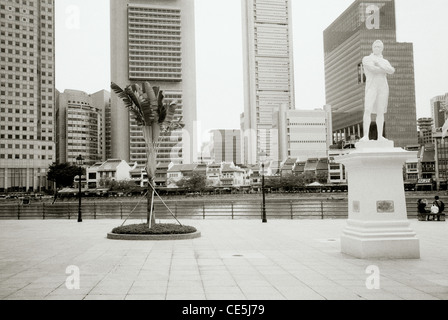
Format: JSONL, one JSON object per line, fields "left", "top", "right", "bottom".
{"left": 324, "top": 0, "right": 418, "bottom": 148}
{"left": 0, "top": 0, "right": 55, "bottom": 192}
{"left": 241, "top": 0, "right": 295, "bottom": 165}
{"left": 110, "top": 0, "right": 197, "bottom": 166}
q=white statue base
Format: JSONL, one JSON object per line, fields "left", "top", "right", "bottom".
{"left": 335, "top": 140, "right": 420, "bottom": 259}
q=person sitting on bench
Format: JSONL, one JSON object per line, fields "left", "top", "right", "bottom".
{"left": 432, "top": 196, "right": 445, "bottom": 222}
{"left": 417, "top": 199, "right": 429, "bottom": 221}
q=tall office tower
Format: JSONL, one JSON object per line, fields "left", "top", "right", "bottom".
{"left": 324, "top": 0, "right": 418, "bottom": 148}
{"left": 56, "top": 90, "right": 111, "bottom": 166}
{"left": 110, "top": 0, "right": 197, "bottom": 166}
{"left": 210, "top": 129, "right": 242, "bottom": 165}
{"left": 431, "top": 93, "right": 448, "bottom": 129}
{"left": 241, "top": 0, "right": 295, "bottom": 165}
{"left": 0, "top": 0, "right": 55, "bottom": 192}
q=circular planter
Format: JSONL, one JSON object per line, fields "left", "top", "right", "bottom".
{"left": 107, "top": 231, "right": 201, "bottom": 241}
{"left": 107, "top": 223, "right": 201, "bottom": 241}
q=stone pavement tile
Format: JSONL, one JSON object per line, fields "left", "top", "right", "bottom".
{"left": 44, "top": 294, "right": 86, "bottom": 300}
{"left": 132, "top": 279, "right": 168, "bottom": 287}
{"left": 265, "top": 277, "right": 308, "bottom": 288}
{"left": 0, "top": 277, "right": 35, "bottom": 287}
{"left": 172, "top": 252, "right": 196, "bottom": 259}
{"left": 333, "top": 278, "right": 369, "bottom": 288}
{"left": 166, "top": 286, "right": 204, "bottom": 297}
{"left": 416, "top": 286, "right": 448, "bottom": 295}
{"left": 142, "top": 260, "right": 172, "bottom": 268}
{"left": 168, "top": 280, "right": 203, "bottom": 288}
{"left": 203, "top": 285, "right": 243, "bottom": 295}
{"left": 199, "top": 269, "right": 231, "bottom": 278}
{"left": 382, "top": 285, "right": 432, "bottom": 296}
{"left": 247, "top": 259, "right": 277, "bottom": 267}
{"left": 89, "top": 286, "right": 130, "bottom": 295}
{"left": 237, "top": 280, "right": 273, "bottom": 288}
{"left": 0, "top": 288, "right": 23, "bottom": 300}
{"left": 396, "top": 292, "right": 439, "bottom": 300}
{"left": 238, "top": 285, "right": 279, "bottom": 294}
{"left": 84, "top": 294, "right": 127, "bottom": 300}
{"left": 197, "top": 258, "right": 225, "bottom": 267}
{"left": 298, "top": 278, "right": 340, "bottom": 289}
{"left": 169, "top": 272, "right": 202, "bottom": 282}
{"left": 314, "top": 288, "right": 365, "bottom": 300}
{"left": 356, "top": 291, "right": 404, "bottom": 300}
{"left": 201, "top": 278, "right": 237, "bottom": 287}
{"left": 125, "top": 294, "right": 166, "bottom": 300}
{"left": 325, "top": 273, "right": 366, "bottom": 281}
{"left": 241, "top": 288, "right": 286, "bottom": 300}
{"left": 205, "top": 293, "right": 247, "bottom": 300}
{"left": 128, "top": 283, "right": 167, "bottom": 295}
{"left": 255, "top": 265, "right": 289, "bottom": 274}
{"left": 431, "top": 293, "right": 448, "bottom": 300}
{"left": 165, "top": 293, "right": 206, "bottom": 300}
{"left": 3, "top": 287, "right": 54, "bottom": 300}
{"left": 48, "top": 286, "right": 92, "bottom": 296}
{"left": 89, "top": 280, "right": 134, "bottom": 295}
{"left": 275, "top": 286, "right": 325, "bottom": 300}
{"left": 191, "top": 250, "right": 220, "bottom": 259}
{"left": 137, "top": 269, "right": 170, "bottom": 281}
{"left": 170, "top": 262, "right": 199, "bottom": 271}
{"left": 23, "top": 282, "right": 64, "bottom": 292}
{"left": 29, "top": 275, "right": 68, "bottom": 284}
{"left": 108, "top": 266, "right": 141, "bottom": 276}
{"left": 224, "top": 266, "right": 258, "bottom": 276}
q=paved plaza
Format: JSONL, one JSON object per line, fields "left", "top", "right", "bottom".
{"left": 0, "top": 218, "right": 447, "bottom": 300}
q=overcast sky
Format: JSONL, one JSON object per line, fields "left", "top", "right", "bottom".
{"left": 55, "top": 0, "right": 448, "bottom": 144}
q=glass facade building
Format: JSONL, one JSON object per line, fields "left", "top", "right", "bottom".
{"left": 324, "top": 0, "right": 418, "bottom": 148}
{"left": 0, "top": 0, "right": 55, "bottom": 192}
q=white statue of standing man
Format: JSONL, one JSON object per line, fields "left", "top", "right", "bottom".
{"left": 360, "top": 40, "right": 395, "bottom": 142}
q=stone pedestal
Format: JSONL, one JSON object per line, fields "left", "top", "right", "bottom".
{"left": 335, "top": 140, "right": 420, "bottom": 259}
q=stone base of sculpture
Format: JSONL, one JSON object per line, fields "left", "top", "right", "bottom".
{"left": 336, "top": 140, "right": 420, "bottom": 259}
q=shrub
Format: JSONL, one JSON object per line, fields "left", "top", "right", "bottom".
{"left": 112, "top": 223, "right": 197, "bottom": 235}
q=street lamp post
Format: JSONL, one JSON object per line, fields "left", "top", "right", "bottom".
{"left": 76, "top": 155, "right": 84, "bottom": 223}
{"left": 262, "top": 163, "right": 267, "bottom": 223}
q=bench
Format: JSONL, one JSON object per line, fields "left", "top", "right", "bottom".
{"left": 418, "top": 212, "right": 446, "bottom": 221}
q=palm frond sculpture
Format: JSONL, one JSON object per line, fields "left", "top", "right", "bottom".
{"left": 111, "top": 82, "right": 185, "bottom": 227}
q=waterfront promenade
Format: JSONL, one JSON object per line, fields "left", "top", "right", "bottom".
{"left": 0, "top": 218, "right": 447, "bottom": 300}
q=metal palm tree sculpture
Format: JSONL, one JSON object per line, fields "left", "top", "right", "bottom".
{"left": 111, "top": 82, "right": 185, "bottom": 227}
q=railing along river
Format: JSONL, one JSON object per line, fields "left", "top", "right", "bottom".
{"left": 0, "top": 195, "right": 422, "bottom": 220}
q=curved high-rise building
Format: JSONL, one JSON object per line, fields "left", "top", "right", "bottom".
{"left": 110, "top": 0, "right": 197, "bottom": 166}
{"left": 56, "top": 89, "right": 110, "bottom": 166}
{"left": 324, "top": 0, "right": 418, "bottom": 148}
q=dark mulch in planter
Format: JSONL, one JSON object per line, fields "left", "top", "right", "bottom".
{"left": 112, "top": 223, "right": 197, "bottom": 235}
